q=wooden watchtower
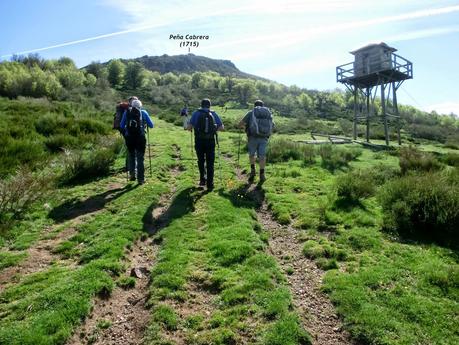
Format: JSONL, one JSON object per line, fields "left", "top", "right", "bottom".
{"left": 336, "top": 43, "right": 413, "bottom": 145}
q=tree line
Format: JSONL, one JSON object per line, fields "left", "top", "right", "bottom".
{"left": 1, "top": 54, "right": 458, "bottom": 145}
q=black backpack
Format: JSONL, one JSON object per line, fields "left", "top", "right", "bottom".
{"left": 126, "top": 107, "right": 144, "bottom": 137}
{"left": 195, "top": 110, "right": 217, "bottom": 139}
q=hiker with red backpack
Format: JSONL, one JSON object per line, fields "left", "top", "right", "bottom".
{"left": 187, "top": 99, "right": 224, "bottom": 191}
{"left": 238, "top": 100, "right": 273, "bottom": 184}
{"left": 120, "top": 98, "right": 154, "bottom": 185}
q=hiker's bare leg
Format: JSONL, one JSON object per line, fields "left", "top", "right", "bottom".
{"left": 259, "top": 157, "right": 266, "bottom": 170}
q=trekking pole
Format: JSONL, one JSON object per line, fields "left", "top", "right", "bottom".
{"left": 125, "top": 145, "right": 129, "bottom": 183}
{"left": 190, "top": 129, "right": 193, "bottom": 159}
{"left": 147, "top": 126, "right": 152, "bottom": 177}
{"left": 216, "top": 132, "right": 222, "bottom": 187}
{"left": 237, "top": 129, "right": 241, "bottom": 168}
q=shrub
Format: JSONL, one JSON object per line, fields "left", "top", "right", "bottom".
{"left": 59, "top": 136, "right": 122, "bottom": 185}
{"left": 378, "top": 169, "right": 459, "bottom": 247}
{"left": 318, "top": 145, "right": 361, "bottom": 171}
{"left": 440, "top": 152, "right": 459, "bottom": 167}
{"left": 44, "top": 134, "right": 79, "bottom": 152}
{"left": 399, "top": 146, "right": 442, "bottom": 174}
{"left": 0, "top": 167, "right": 53, "bottom": 230}
{"left": 267, "top": 139, "right": 315, "bottom": 164}
{"left": 336, "top": 169, "right": 375, "bottom": 202}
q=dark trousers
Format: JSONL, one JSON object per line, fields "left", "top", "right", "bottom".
{"left": 125, "top": 135, "right": 146, "bottom": 182}
{"left": 195, "top": 138, "right": 215, "bottom": 187}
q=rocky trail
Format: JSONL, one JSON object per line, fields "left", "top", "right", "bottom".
{"left": 233, "top": 166, "right": 356, "bottom": 345}
{"left": 67, "top": 148, "right": 183, "bottom": 345}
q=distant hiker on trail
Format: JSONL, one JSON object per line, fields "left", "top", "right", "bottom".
{"left": 187, "top": 99, "right": 224, "bottom": 191}
{"left": 238, "top": 100, "right": 273, "bottom": 184}
{"left": 113, "top": 101, "right": 129, "bottom": 135}
{"left": 180, "top": 105, "right": 189, "bottom": 130}
{"left": 120, "top": 98, "right": 154, "bottom": 185}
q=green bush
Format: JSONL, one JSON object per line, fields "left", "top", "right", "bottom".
{"left": 44, "top": 134, "right": 79, "bottom": 152}
{"left": 267, "top": 139, "right": 315, "bottom": 164}
{"left": 59, "top": 137, "right": 122, "bottom": 185}
{"left": 440, "top": 152, "right": 459, "bottom": 167}
{"left": 336, "top": 169, "right": 375, "bottom": 202}
{"left": 399, "top": 146, "right": 442, "bottom": 174}
{"left": 318, "top": 145, "right": 361, "bottom": 171}
{"left": 0, "top": 167, "right": 54, "bottom": 230}
{"left": 378, "top": 169, "right": 459, "bottom": 246}
{"left": 0, "top": 137, "right": 47, "bottom": 177}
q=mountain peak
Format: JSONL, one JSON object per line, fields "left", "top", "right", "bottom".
{"left": 120, "top": 54, "right": 259, "bottom": 79}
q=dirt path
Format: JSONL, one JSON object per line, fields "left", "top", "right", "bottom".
{"left": 67, "top": 236, "right": 158, "bottom": 345}
{"left": 68, "top": 149, "right": 182, "bottom": 345}
{"left": 0, "top": 181, "right": 125, "bottom": 293}
{"left": 233, "top": 166, "right": 356, "bottom": 345}
{"left": 0, "top": 225, "right": 78, "bottom": 292}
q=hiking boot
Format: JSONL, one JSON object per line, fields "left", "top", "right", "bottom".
{"left": 138, "top": 180, "right": 145, "bottom": 185}
{"left": 248, "top": 170, "right": 256, "bottom": 183}
{"left": 207, "top": 184, "right": 214, "bottom": 192}
{"left": 259, "top": 173, "right": 266, "bottom": 184}
{"left": 129, "top": 175, "right": 136, "bottom": 181}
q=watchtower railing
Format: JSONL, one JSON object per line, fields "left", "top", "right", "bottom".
{"left": 336, "top": 52, "right": 413, "bottom": 83}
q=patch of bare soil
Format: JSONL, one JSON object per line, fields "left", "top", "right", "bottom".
{"left": 0, "top": 224, "right": 79, "bottom": 292}
{"left": 67, "top": 237, "right": 158, "bottom": 345}
{"left": 235, "top": 167, "right": 356, "bottom": 345}
{"left": 0, "top": 182, "right": 126, "bottom": 293}
{"left": 161, "top": 281, "right": 218, "bottom": 344}
{"left": 67, "top": 149, "right": 183, "bottom": 345}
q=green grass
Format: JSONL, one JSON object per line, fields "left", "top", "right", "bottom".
{"left": 0, "top": 120, "right": 178, "bottom": 344}
{"left": 143, "top": 122, "right": 311, "bottom": 344}
{"left": 1, "top": 105, "right": 458, "bottom": 345}
{"left": 227, "top": 135, "right": 459, "bottom": 345}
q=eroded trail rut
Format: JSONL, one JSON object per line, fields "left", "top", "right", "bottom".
{"left": 234, "top": 167, "right": 356, "bottom": 345}
{"left": 68, "top": 152, "right": 182, "bottom": 345}
{"left": 0, "top": 182, "right": 126, "bottom": 293}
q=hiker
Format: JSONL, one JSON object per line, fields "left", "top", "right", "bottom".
{"left": 120, "top": 98, "right": 154, "bottom": 185}
{"left": 238, "top": 100, "right": 273, "bottom": 183}
{"left": 113, "top": 101, "right": 129, "bottom": 135}
{"left": 180, "top": 105, "right": 189, "bottom": 130}
{"left": 187, "top": 99, "right": 224, "bottom": 191}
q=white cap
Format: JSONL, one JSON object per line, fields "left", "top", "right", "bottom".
{"left": 131, "top": 99, "right": 142, "bottom": 109}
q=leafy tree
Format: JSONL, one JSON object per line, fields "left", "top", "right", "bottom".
{"left": 234, "top": 80, "right": 257, "bottom": 105}
{"left": 297, "top": 92, "right": 313, "bottom": 111}
{"left": 107, "top": 59, "right": 125, "bottom": 88}
{"left": 178, "top": 74, "right": 192, "bottom": 85}
{"left": 56, "top": 68, "right": 85, "bottom": 90}
{"left": 191, "top": 72, "right": 205, "bottom": 89}
{"left": 161, "top": 72, "right": 179, "bottom": 85}
{"left": 85, "top": 61, "right": 107, "bottom": 79}
{"left": 124, "top": 62, "right": 145, "bottom": 89}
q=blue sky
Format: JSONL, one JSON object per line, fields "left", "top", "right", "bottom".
{"left": 1, "top": 0, "right": 458, "bottom": 115}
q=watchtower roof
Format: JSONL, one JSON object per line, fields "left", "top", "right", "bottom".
{"left": 350, "top": 42, "right": 397, "bottom": 55}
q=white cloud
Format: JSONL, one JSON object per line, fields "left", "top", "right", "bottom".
{"left": 385, "top": 25, "right": 459, "bottom": 42}
{"left": 2, "top": 1, "right": 459, "bottom": 61}
{"left": 255, "top": 56, "right": 340, "bottom": 78}
{"left": 424, "top": 102, "right": 459, "bottom": 116}
{"left": 207, "top": 4, "right": 459, "bottom": 53}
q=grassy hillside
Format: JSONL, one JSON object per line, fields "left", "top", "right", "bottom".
{"left": 0, "top": 53, "right": 458, "bottom": 344}
{"left": 0, "top": 102, "right": 458, "bottom": 344}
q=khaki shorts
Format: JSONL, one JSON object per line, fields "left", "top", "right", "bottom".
{"left": 247, "top": 136, "right": 268, "bottom": 158}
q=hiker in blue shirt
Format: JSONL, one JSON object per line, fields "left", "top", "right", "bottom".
{"left": 180, "top": 105, "right": 189, "bottom": 130}
{"left": 187, "top": 99, "right": 224, "bottom": 191}
{"left": 120, "top": 99, "right": 154, "bottom": 184}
